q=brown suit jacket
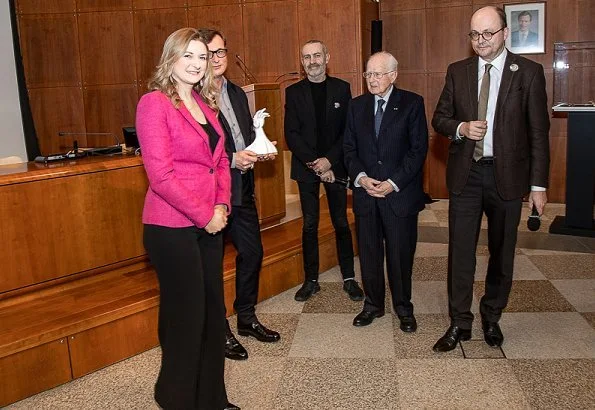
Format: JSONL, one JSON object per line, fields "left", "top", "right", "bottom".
{"left": 432, "top": 51, "right": 550, "bottom": 200}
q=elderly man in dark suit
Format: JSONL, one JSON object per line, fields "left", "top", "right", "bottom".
{"left": 343, "top": 51, "right": 428, "bottom": 330}
{"left": 199, "top": 29, "right": 280, "bottom": 362}
{"left": 431, "top": 6, "right": 550, "bottom": 352}
{"left": 285, "top": 40, "right": 364, "bottom": 303}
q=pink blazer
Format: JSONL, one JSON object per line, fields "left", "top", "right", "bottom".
{"left": 136, "top": 90, "right": 231, "bottom": 229}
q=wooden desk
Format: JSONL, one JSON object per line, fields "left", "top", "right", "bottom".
{"left": 0, "top": 156, "right": 148, "bottom": 296}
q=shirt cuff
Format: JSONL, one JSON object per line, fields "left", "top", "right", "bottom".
{"left": 387, "top": 179, "right": 400, "bottom": 193}
{"left": 531, "top": 186, "right": 546, "bottom": 191}
{"left": 454, "top": 122, "right": 465, "bottom": 140}
{"left": 354, "top": 172, "right": 367, "bottom": 187}
{"left": 231, "top": 152, "right": 237, "bottom": 169}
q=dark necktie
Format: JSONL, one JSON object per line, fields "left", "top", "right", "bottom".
{"left": 375, "top": 99, "right": 385, "bottom": 137}
{"left": 474, "top": 63, "right": 493, "bottom": 161}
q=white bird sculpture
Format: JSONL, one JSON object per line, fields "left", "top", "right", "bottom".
{"left": 244, "top": 108, "right": 278, "bottom": 155}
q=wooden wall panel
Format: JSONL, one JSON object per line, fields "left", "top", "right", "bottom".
{"left": 28, "top": 87, "right": 86, "bottom": 154}
{"left": 18, "top": 14, "right": 81, "bottom": 88}
{"left": 425, "top": 6, "right": 473, "bottom": 73}
{"left": 243, "top": 1, "right": 299, "bottom": 81}
{"left": 78, "top": 11, "right": 137, "bottom": 86}
{"left": 188, "top": 4, "right": 246, "bottom": 82}
{"left": 0, "top": 164, "right": 147, "bottom": 293}
{"left": 578, "top": 0, "right": 595, "bottom": 41}
{"left": 426, "top": 0, "right": 471, "bottom": 7}
{"left": 334, "top": 73, "right": 359, "bottom": 97}
{"left": 383, "top": 9, "right": 426, "bottom": 71}
{"left": 68, "top": 308, "right": 158, "bottom": 378}
{"left": 380, "top": 0, "right": 424, "bottom": 12}
{"left": 16, "top": 0, "right": 76, "bottom": 14}
{"left": 192, "top": 0, "right": 241, "bottom": 5}
{"left": 0, "top": 339, "right": 71, "bottom": 407}
{"left": 133, "top": 8, "right": 189, "bottom": 85}
{"left": 76, "top": 0, "right": 133, "bottom": 12}
{"left": 298, "top": 0, "right": 359, "bottom": 75}
{"left": 134, "top": 0, "right": 188, "bottom": 8}
{"left": 83, "top": 85, "right": 138, "bottom": 147}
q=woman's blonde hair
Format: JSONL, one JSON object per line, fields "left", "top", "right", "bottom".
{"left": 148, "top": 27, "right": 218, "bottom": 110}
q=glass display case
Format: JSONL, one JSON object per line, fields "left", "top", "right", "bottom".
{"left": 552, "top": 41, "right": 595, "bottom": 112}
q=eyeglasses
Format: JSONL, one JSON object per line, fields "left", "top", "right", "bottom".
{"left": 209, "top": 48, "right": 228, "bottom": 59}
{"left": 468, "top": 27, "right": 505, "bottom": 41}
{"left": 363, "top": 70, "right": 395, "bottom": 79}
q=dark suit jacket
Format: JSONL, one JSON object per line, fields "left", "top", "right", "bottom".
{"left": 343, "top": 88, "right": 428, "bottom": 217}
{"left": 511, "top": 30, "right": 539, "bottom": 47}
{"left": 431, "top": 51, "right": 550, "bottom": 200}
{"left": 219, "top": 79, "right": 256, "bottom": 207}
{"left": 284, "top": 76, "right": 351, "bottom": 182}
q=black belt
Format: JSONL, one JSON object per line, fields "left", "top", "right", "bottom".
{"left": 473, "top": 157, "right": 494, "bottom": 165}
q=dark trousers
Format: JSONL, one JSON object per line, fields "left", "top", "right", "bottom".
{"left": 297, "top": 181, "right": 355, "bottom": 281}
{"left": 448, "top": 162, "right": 522, "bottom": 329}
{"left": 144, "top": 224, "right": 227, "bottom": 410}
{"left": 225, "top": 203, "right": 263, "bottom": 325}
{"left": 355, "top": 200, "right": 418, "bottom": 316}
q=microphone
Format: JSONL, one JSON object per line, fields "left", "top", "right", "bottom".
{"left": 527, "top": 205, "right": 541, "bottom": 231}
{"left": 58, "top": 131, "right": 122, "bottom": 147}
{"left": 306, "top": 161, "right": 351, "bottom": 189}
{"left": 274, "top": 72, "right": 300, "bottom": 82}
{"left": 235, "top": 54, "right": 258, "bottom": 84}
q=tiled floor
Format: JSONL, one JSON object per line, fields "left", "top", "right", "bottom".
{"left": 8, "top": 200, "right": 595, "bottom": 409}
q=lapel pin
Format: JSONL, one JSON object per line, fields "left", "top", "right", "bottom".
{"left": 510, "top": 63, "right": 519, "bottom": 72}
{"left": 393, "top": 107, "right": 398, "bottom": 111}
{"left": 334, "top": 102, "right": 340, "bottom": 108}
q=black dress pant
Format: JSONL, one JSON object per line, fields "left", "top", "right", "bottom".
{"left": 225, "top": 203, "right": 263, "bottom": 325}
{"left": 144, "top": 224, "right": 227, "bottom": 410}
{"left": 297, "top": 181, "right": 355, "bottom": 281}
{"left": 448, "top": 162, "right": 522, "bottom": 329}
{"left": 355, "top": 200, "right": 418, "bottom": 316}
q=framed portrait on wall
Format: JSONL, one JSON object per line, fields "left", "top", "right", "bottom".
{"left": 504, "top": 2, "right": 546, "bottom": 54}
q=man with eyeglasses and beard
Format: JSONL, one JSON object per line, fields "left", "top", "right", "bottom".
{"left": 432, "top": 6, "right": 549, "bottom": 352}
{"left": 343, "top": 51, "right": 428, "bottom": 330}
{"left": 197, "top": 28, "right": 280, "bottom": 362}
{"left": 285, "top": 40, "right": 364, "bottom": 303}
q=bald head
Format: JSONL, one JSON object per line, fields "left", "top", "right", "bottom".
{"left": 365, "top": 52, "right": 398, "bottom": 97}
{"left": 470, "top": 6, "right": 508, "bottom": 62}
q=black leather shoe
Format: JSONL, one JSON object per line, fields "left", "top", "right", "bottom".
{"left": 482, "top": 321, "right": 504, "bottom": 347}
{"left": 398, "top": 315, "right": 417, "bottom": 333}
{"left": 237, "top": 320, "right": 281, "bottom": 343}
{"left": 294, "top": 280, "right": 321, "bottom": 301}
{"left": 353, "top": 309, "right": 385, "bottom": 326}
{"left": 224, "top": 402, "right": 240, "bottom": 410}
{"left": 225, "top": 329, "right": 248, "bottom": 360}
{"left": 343, "top": 279, "right": 364, "bottom": 301}
{"left": 432, "top": 325, "right": 471, "bottom": 352}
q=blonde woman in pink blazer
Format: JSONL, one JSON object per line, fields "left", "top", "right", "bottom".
{"left": 136, "top": 28, "right": 238, "bottom": 410}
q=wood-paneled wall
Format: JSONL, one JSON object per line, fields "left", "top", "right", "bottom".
{"left": 15, "top": 0, "right": 366, "bottom": 156}
{"left": 380, "top": 0, "right": 595, "bottom": 203}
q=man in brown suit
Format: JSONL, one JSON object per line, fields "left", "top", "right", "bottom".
{"left": 431, "top": 6, "right": 550, "bottom": 352}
